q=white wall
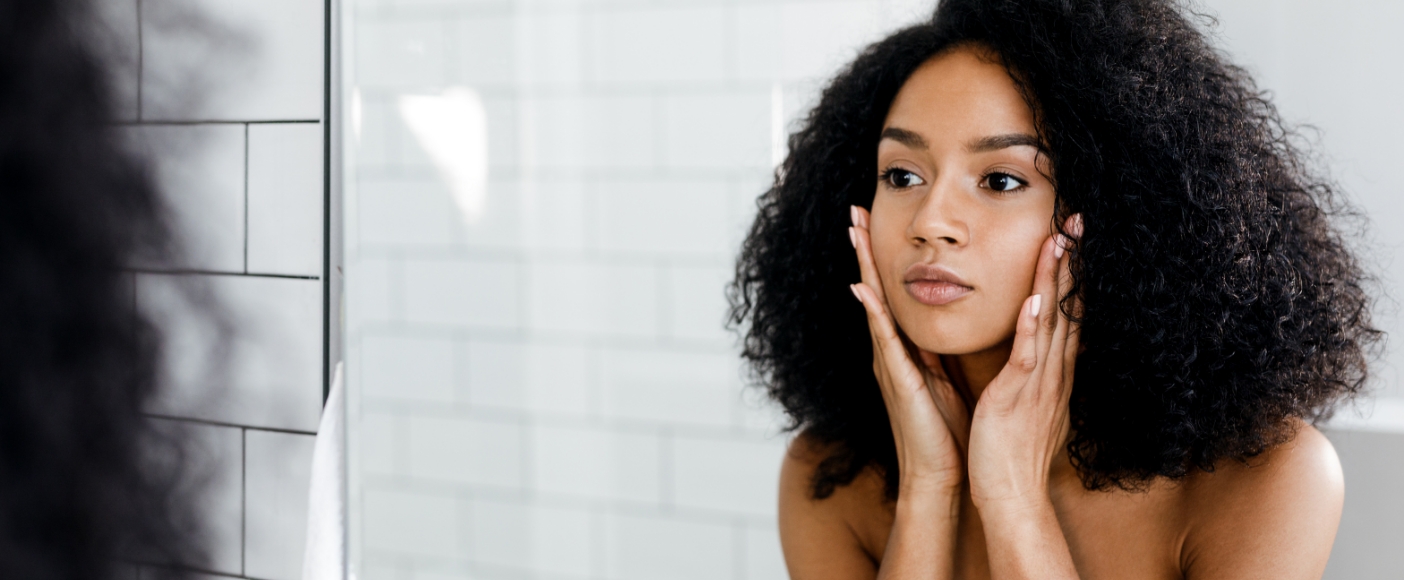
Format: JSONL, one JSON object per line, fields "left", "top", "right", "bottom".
{"left": 344, "top": 0, "right": 942, "bottom": 577}
{"left": 1203, "top": 2, "right": 1404, "bottom": 576}
{"left": 344, "top": 0, "right": 1404, "bottom": 578}
{"left": 103, "top": 0, "right": 334, "bottom": 578}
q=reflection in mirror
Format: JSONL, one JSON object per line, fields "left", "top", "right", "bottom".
{"left": 344, "top": 0, "right": 1404, "bottom": 578}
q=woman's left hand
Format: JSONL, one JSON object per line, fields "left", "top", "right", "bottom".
{"left": 967, "top": 215, "right": 1082, "bottom": 514}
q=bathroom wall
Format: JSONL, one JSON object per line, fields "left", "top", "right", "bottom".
{"left": 344, "top": 0, "right": 943, "bottom": 577}
{"left": 343, "top": 0, "right": 1404, "bottom": 578}
{"left": 103, "top": 0, "right": 335, "bottom": 578}
{"left": 1198, "top": 3, "right": 1404, "bottom": 575}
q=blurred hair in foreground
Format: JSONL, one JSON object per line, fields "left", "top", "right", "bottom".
{"left": 0, "top": 0, "right": 231, "bottom": 577}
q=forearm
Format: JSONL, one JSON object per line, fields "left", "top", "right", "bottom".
{"left": 876, "top": 485, "right": 962, "bottom": 580}
{"left": 979, "top": 499, "right": 1079, "bottom": 580}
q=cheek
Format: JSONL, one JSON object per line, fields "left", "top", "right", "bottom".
{"left": 867, "top": 199, "right": 908, "bottom": 285}
{"left": 974, "top": 219, "right": 1050, "bottom": 331}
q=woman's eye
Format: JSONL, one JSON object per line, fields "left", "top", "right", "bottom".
{"left": 983, "top": 172, "right": 1027, "bottom": 192}
{"left": 884, "top": 168, "right": 925, "bottom": 188}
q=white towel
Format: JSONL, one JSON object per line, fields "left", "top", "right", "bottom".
{"left": 302, "top": 363, "right": 346, "bottom": 580}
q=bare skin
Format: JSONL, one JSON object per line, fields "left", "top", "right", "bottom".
{"left": 778, "top": 45, "right": 1345, "bottom": 579}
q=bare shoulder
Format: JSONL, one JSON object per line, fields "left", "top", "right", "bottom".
{"left": 1185, "top": 419, "right": 1343, "bottom": 510}
{"left": 778, "top": 431, "right": 890, "bottom": 580}
{"left": 1179, "top": 419, "right": 1344, "bottom": 578}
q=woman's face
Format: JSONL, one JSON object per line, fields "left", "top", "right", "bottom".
{"left": 871, "top": 45, "right": 1057, "bottom": 355}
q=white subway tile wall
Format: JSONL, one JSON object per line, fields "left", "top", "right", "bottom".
{"left": 347, "top": 0, "right": 933, "bottom": 578}
{"left": 175, "top": 420, "right": 246, "bottom": 575}
{"left": 141, "top": 0, "right": 326, "bottom": 121}
{"left": 248, "top": 123, "right": 328, "bottom": 277}
{"left": 346, "top": 1, "right": 1404, "bottom": 579}
{"left": 140, "top": 274, "right": 326, "bottom": 433}
{"left": 104, "top": 0, "right": 330, "bottom": 578}
{"left": 245, "top": 430, "right": 319, "bottom": 579}
{"left": 126, "top": 124, "right": 248, "bottom": 273}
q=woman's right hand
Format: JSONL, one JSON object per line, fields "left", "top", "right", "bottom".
{"left": 849, "top": 205, "right": 971, "bottom": 495}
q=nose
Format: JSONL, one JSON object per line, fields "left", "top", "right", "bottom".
{"left": 906, "top": 175, "right": 968, "bottom": 248}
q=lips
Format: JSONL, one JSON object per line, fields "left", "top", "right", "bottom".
{"left": 903, "top": 263, "right": 973, "bottom": 306}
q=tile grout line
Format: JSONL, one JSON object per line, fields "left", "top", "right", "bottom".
{"left": 243, "top": 122, "right": 250, "bottom": 275}
{"left": 145, "top": 413, "right": 319, "bottom": 436}
{"left": 125, "top": 268, "right": 320, "bottom": 281}
{"left": 113, "top": 119, "right": 323, "bottom": 126}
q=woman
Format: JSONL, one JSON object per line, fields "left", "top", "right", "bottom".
{"left": 729, "top": 0, "right": 1379, "bottom": 577}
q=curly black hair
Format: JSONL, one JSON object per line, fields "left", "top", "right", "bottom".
{"left": 729, "top": 0, "right": 1381, "bottom": 499}
{"left": 0, "top": 0, "right": 217, "bottom": 577}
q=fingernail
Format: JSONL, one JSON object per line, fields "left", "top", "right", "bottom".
{"left": 849, "top": 284, "right": 862, "bottom": 302}
{"left": 848, "top": 227, "right": 856, "bottom": 248}
{"left": 850, "top": 205, "right": 859, "bottom": 226}
{"left": 1030, "top": 294, "right": 1042, "bottom": 317}
{"left": 1071, "top": 214, "right": 1084, "bottom": 238}
{"left": 1054, "top": 235, "right": 1066, "bottom": 259}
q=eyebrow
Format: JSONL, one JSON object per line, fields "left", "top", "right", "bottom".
{"left": 880, "top": 127, "right": 1044, "bottom": 154}
{"left": 966, "top": 133, "right": 1044, "bottom": 153}
{"left": 880, "top": 127, "right": 928, "bottom": 149}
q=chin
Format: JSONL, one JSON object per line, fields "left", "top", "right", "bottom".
{"left": 894, "top": 311, "right": 1001, "bottom": 356}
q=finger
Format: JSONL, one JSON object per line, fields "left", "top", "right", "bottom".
{"left": 1061, "top": 287, "right": 1081, "bottom": 394}
{"left": 850, "top": 206, "right": 888, "bottom": 305}
{"left": 1000, "top": 293, "right": 1042, "bottom": 387}
{"left": 916, "top": 351, "right": 971, "bottom": 447}
{"left": 1031, "top": 234, "right": 1062, "bottom": 369}
{"left": 856, "top": 297, "right": 910, "bottom": 436}
{"left": 1055, "top": 222, "right": 1076, "bottom": 327}
{"left": 1062, "top": 313, "right": 1080, "bottom": 399}
{"left": 1063, "top": 293, "right": 1083, "bottom": 372}
{"left": 918, "top": 349, "right": 969, "bottom": 412}
{"left": 932, "top": 383, "right": 972, "bottom": 451}
{"left": 852, "top": 283, "right": 925, "bottom": 400}
{"left": 1062, "top": 213, "right": 1084, "bottom": 327}
{"left": 1059, "top": 214, "right": 1083, "bottom": 394}
{"left": 852, "top": 283, "right": 899, "bottom": 404}
{"left": 1039, "top": 213, "right": 1086, "bottom": 398}
{"left": 1042, "top": 248, "right": 1073, "bottom": 402}
{"left": 852, "top": 209, "right": 917, "bottom": 400}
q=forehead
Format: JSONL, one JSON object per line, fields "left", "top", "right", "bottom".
{"left": 884, "top": 45, "right": 1036, "bottom": 143}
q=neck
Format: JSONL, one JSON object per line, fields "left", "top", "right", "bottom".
{"left": 937, "top": 338, "right": 1014, "bottom": 410}
{"left": 936, "top": 339, "right": 1079, "bottom": 484}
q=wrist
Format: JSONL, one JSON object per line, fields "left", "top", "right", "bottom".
{"left": 973, "top": 492, "right": 1053, "bottom": 526}
{"left": 969, "top": 471, "right": 1050, "bottom": 514}
{"left": 973, "top": 493, "right": 1078, "bottom": 579}
{"left": 898, "top": 469, "right": 965, "bottom": 491}
{"left": 896, "top": 483, "right": 963, "bottom": 522}
{"left": 900, "top": 458, "right": 965, "bottom": 491}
